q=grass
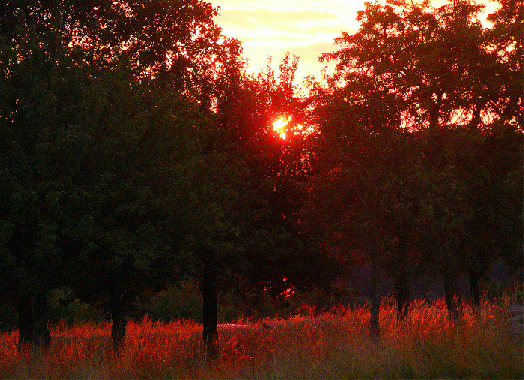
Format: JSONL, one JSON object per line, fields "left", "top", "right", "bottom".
{"left": 0, "top": 297, "right": 522, "bottom": 379}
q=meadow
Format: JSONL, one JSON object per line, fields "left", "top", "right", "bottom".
{"left": 0, "top": 297, "right": 522, "bottom": 379}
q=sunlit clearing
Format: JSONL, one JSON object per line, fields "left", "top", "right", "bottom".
{"left": 272, "top": 116, "right": 291, "bottom": 140}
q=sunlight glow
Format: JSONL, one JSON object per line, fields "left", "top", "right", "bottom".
{"left": 272, "top": 115, "right": 316, "bottom": 140}
{"left": 272, "top": 116, "right": 291, "bottom": 139}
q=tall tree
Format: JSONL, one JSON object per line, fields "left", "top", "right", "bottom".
{"left": 0, "top": 27, "right": 84, "bottom": 347}
{"left": 315, "top": 0, "right": 522, "bottom": 327}
{"left": 309, "top": 80, "right": 425, "bottom": 332}
{"left": 0, "top": 0, "right": 232, "bottom": 349}
{"left": 60, "top": 70, "right": 204, "bottom": 350}
{"left": 190, "top": 52, "right": 338, "bottom": 357}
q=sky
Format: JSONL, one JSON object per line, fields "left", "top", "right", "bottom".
{"left": 211, "top": 0, "right": 366, "bottom": 82}
{"left": 210, "top": 0, "right": 499, "bottom": 83}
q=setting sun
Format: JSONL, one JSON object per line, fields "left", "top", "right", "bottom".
{"left": 272, "top": 116, "right": 291, "bottom": 140}
{"left": 272, "top": 115, "right": 315, "bottom": 140}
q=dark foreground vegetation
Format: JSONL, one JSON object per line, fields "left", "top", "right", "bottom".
{"left": 0, "top": 0, "right": 522, "bottom": 365}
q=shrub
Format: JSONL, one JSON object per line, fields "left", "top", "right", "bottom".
{"left": 144, "top": 281, "right": 203, "bottom": 323}
{"left": 48, "top": 288, "right": 106, "bottom": 325}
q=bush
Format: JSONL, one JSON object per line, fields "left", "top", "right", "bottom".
{"left": 48, "top": 288, "right": 106, "bottom": 325}
{"left": 144, "top": 281, "right": 203, "bottom": 323}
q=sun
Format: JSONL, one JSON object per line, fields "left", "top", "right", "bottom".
{"left": 272, "top": 115, "right": 314, "bottom": 140}
{"left": 272, "top": 116, "right": 291, "bottom": 140}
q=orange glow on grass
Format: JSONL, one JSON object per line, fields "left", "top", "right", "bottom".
{"left": 0, "top": 299, "right": 518, "bottom": 378}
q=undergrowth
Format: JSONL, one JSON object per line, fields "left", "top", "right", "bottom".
{"left": 0, "top": 297, "right": 521, "bottom": 379}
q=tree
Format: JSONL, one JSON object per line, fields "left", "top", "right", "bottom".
{"left": 322, "top": 0, "right": 501, "bottom": 132}
{"left": 0, "top": 0, "right": 230, "bottom": 350}
{"left": 486, "top": 0, "right": 523, "bottom": 128}
{"left": 186, "top": 52, "right": 339, "bottom": 357}
{"left": 309, "top": 81, "right": 427, "bottom": 331}
{"left": 0, "top": 29, "right": 85, "bottom": 347}
{"left": 0, "top": 44, "right": 202, "bottom": 348}
{"left": 60, "top": 70, "right": 204, "bottom": 350}
{"left": 316, "top": 0, "right": 523, "bottom": 325}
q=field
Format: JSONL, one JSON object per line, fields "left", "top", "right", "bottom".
{"left": 0, "top": 298, "right": 522, "bottom": 379}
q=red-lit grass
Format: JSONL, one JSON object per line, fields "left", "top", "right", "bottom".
{"left": 0, "top": 297, "right": 521, "bottom": 379}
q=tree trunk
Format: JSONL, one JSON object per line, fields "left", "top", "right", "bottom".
{"left": 444, "top": 269, "right": 462, "bottom": 321}
{"left": 110, "top": 293, "right": 127, "bottom": 351}
{"left": 369, "top": 258, "right": 381, "bottom": 342}
{"left": 202, "top": 261, "right": 218, "bottom": 360}
{"left": 428, "top": 91, "right": 442, "bottom": 130}
{"left": 17, "top": 292, "right": 51, "bottom": 349}
{"left": 33, "top": 293, "right": 51, "bottom": 348}
{"left": 18, "top": 292, "right": 34, "bottom": 349}
{"left": 395, "top": 271, "right": 410, "bottom": 322}
{"left": 469, "top": 268, "right": 481, "bottom": 307}
{"left": 469, "top": 102, "right": 484, "bottom": 130}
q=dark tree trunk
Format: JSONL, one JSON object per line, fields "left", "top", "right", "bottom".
{"left": 395, "top": 271, "right": 410, "bottom": 322}
{"left": 201, "top": 261, "right": 218, "bottom": 360}
{"left": 110, "top": 294, "right": 127, "bottom": 351}
{"left": 33, "top": 293, "right": 51, "bottom": 348}
{"left": 470, "top": 102, "right": 484, "bottom": 129}
{"left": 369, "top": 257, "right": 381, "bottom": 342}
{"left": 17, "top": 292, "right": 51, "bottom": 349}
{"left": 444, "top": 269, "right": 462, "bottom": 321}
{"left": 469, "top": 268, "right": 481, "bottom": 307}
{"left": 428, "top": 91, "right": 442, "bottom": 130}
{"left": 18, "top": 292, "right": 34, "bottom": 348}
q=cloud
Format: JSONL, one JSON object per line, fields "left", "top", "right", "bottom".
{"left": 214, "top": 0, "right": 357, "bottom": 11}
{"left": 215, "top": 7, "right": 355, "bottom": 49}
{"left": 211, "top": 0, "right": 366, "bottom": 80}
{"left": 218, "top": 8, "right": 340, "bottom": 29}
{"left": 289, "top": 40, "right": 340, "bottom": 60}
{"left": 240, "top": 34, "right": 316, "bottom": 43}
{"left": 240, "top": 39, "right": 340, "bottom": 81}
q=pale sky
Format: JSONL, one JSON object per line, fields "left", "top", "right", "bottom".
{"left": 211, "top": 0, "right": 498, "bottom": 83}
{"left": 211, "top": 0, "right": 365, "bottom": 82}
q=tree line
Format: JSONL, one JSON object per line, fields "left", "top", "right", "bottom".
{"left": 0, "top": 0, "right": 521, "bottom": 355}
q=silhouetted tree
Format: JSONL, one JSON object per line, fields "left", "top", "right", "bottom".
{"left": 315, "top": 0, "right": 522, "bottom": 326}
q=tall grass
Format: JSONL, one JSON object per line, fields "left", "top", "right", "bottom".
{"left": 0, "top": 297, "right": 521, "bottom": 379}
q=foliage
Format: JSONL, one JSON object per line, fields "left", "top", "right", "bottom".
{"left": 0, "top": 0, "right": 239, "bottom": 348}
{"left": 311, "top": 0, "right": 523, "bottom": 327}
{"left": 139, "top": 281, "right": 203, "bottom": 323}
{"left": 321, "top": 0, "right": 514, "bottom": 131}
{"left": 47, "top": 289, "right": 106, "bottom": 326}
